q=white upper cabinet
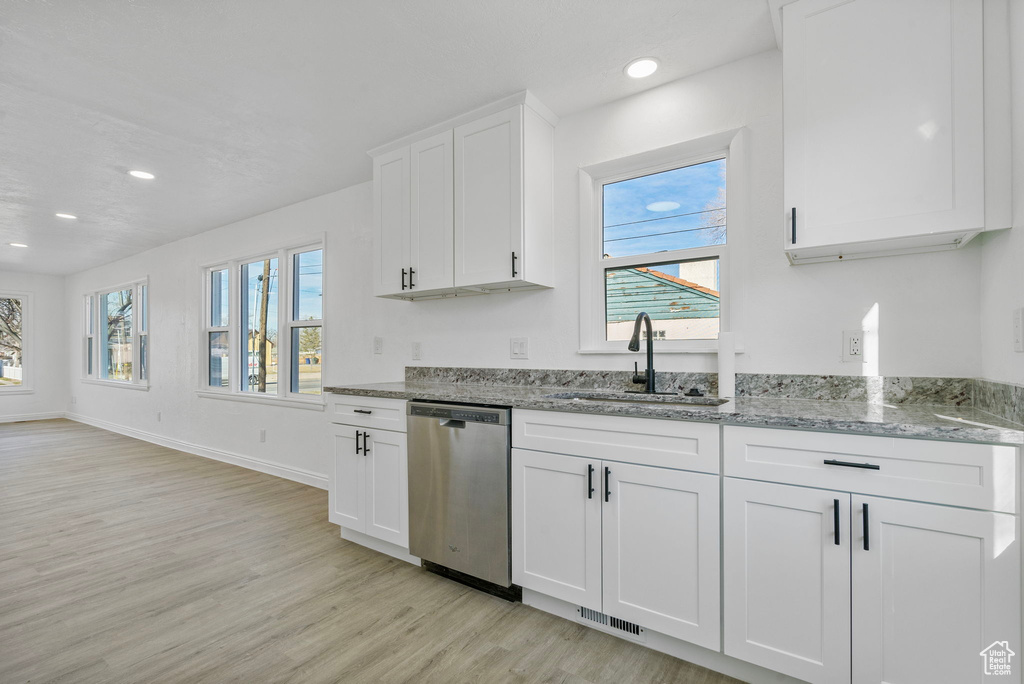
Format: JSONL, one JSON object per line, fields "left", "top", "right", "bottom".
{"left": 782, "top": 0, "right": 1011, "bottom": 263}
{"left": 370, "top": 91, "right": 556, "bottom": 299}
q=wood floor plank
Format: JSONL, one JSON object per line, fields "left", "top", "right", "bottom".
{"left": 0, "top": 419, "right": 742, "bottom": 683}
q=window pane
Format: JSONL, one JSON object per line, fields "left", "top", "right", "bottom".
{"left": 209, "top": 331, "right": 229, "bottom": 387}
{"left": 293, "top": 249, "right": 323, "bottom": 321}
{"left": 139, "top": 334, "right": 148, "bottom": 381}
{"left": 85, "top": 295, "right": 93, "bottom": 335}
{"left": 140, "top": 285, "right": 148, "bottom": 332}
{"left": 211, "top": 269, "right": 229, "bottom": 327}
{"left": 241, "top": 258, "right": 278, "bottom": 394}
{"left": 87, "top": 337, "right": 93, "bottom": 376}
{"left": 605, "top": 258, "right": 720, "bottom": 341}
{"left": 102, "top": 289, "right": 133, "bottom": 381}
{"left": 603, "top": 158, "right": 726, "bottom": 258}
{"left": 291, "top": 326, "right": 322, "bottom": 395}
{"left": 0, "top": 297, "right": 23, "bottom": 387}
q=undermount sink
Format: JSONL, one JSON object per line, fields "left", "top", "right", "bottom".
{"left": 542, "top": 391, "right": 729, "bottom": 408}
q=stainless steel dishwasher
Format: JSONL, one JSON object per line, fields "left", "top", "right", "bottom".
{"left": 407, "top": 402, "right": 516, "bottom": 598}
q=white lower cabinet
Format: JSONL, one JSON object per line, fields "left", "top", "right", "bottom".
{"left": 329, "top": 423, "right": 409, "bottom": 548}
{"left": 512, "top": 447, "right": 720, "bottom": 650}
{"left": 724, "top": 478, "right": 1020, "bottom": 684}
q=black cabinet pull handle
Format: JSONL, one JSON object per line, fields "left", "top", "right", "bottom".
{"left": 862, "top": 503, "right": 869, "bottom": 550}
{"left": 401, "top": 268, "right": 408, "bottom": 290}
{"left": 833, "top": 499, "right": 840, "bottom": 546}
{"left": 791, "top": 207, "right": 797, "bottom": 245}
{"left": 353, "top": 409, "right": 372, "bottom": 415}
{"left": 587, "top": 464, "right": 595, "bottom": 499}
{"left": 604, "top": 467, "right": 611, "bottom": 502}
{"left": 824, "top": 459, "right": 880, "bottom": 470}
{"left": 362, "top": 431, "right": 371, "bottom": 455}
{"left": 355, "top": 431, "right": 362, "bottom": 455}
{"left": 409, "top": 267, "right": 416, "bottom": 289}
{"left": 511, "top": 251, "right": 518, "bottom": 278}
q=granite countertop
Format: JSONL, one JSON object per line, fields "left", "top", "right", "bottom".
{"left": 325, "top": 381, "right": 1024, "bottom": 446}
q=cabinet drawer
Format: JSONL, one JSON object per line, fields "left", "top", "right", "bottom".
{"left": 328, "top": 395, "right": 407, "bottom": 432}
{"left": 513, "top": 409, "right": 719, "bottom": 474}
{"left": 724, "top": 426, "right": 1017, "bottom": 513}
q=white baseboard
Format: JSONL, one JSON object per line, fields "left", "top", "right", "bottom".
{"left": 65, "top": 412, "right": 328, "bottom": 490}
{"left": 521, "top": 589, "right": 801, "bottom": 684}
{"left": 0, "top": 411, "right": 65, "bottom": 424}
{"left": 339, "top": 527, "right": 421, "bottom": 566}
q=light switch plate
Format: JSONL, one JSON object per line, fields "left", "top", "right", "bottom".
{"left": 411, "top": 341, "right": 422, "bottom": 360}
{"left": 510, "top": 337, "right": 529, "bottom": 359}
{"left": 373, "top": 336, "right": 383, "bottom": 355}
{"left": 1014, "top": 308, "right": 1023, "bottom": 352}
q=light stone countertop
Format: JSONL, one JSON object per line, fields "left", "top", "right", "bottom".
{"left": 325, "top": 381, "right": 1024, "bottom": 446}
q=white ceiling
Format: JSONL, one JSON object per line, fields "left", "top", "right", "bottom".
{"left": 0, "top": 0, "right": 776, "bottom": 275}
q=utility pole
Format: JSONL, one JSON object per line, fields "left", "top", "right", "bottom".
{"left": 258, "top": 261, "right": 271, "bottom": 392}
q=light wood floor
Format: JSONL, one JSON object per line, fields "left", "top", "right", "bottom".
{"left": 0, "top": 419, "right": 742, "bottom": 684}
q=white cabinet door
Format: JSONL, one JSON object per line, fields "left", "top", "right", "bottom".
{"left": 602, "top": 463, "right": 720, "bottom": 649}
{"left": 372, "top": 147, "right": 411, "bottom": 297}
{"left": 329, "top": 424, "right": 365, "bottom": 532}
{"left": 852, "top": 495, "right": 1020, "bottom": 684}
{"left": 724, "top": 478, "right": 851, "bottom": 684}
{"left": 410, "top": 131, "right": 454, "bottom": 292}
{"left": 454, "top": 106, "right": 523, "bottom": 287}
{"left": 364, "top": 429, "right": 409, "bottom": 548}
{"left": 783, "top": 0, "right": 984, "bottom": 253}
{"left": 512, "top": 448, "right": 602, "bottom": 610}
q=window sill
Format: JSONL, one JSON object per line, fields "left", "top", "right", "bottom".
{"left": 0, "top": 387, "right": 34, "bottom": 395}
{"left": 195, "top": 390, "right": 326, "bottom": 411}
{"left": 81, "top": 378, "right": 150, "bottom": 391}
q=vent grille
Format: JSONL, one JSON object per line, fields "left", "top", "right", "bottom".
{"left": 577, "top": 607, "right": 642, "bottom": 638}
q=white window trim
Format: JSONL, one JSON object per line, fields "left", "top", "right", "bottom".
{"left": 83, "top": 279, "right": 149, "bottom": 388}
{"left": 286, "top": 244, "right": 325, "bottom": 398}
{"left": 0, "top": 291, "right": 33, "bottom": 394}
{"left": 578, "top": 127, "right": 748, "bottom": 355}
{"left": 198, "top": 237, "right": 325, "bottom": 406}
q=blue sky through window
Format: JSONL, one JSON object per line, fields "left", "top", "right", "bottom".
{"left": 603, "top": 158, "right": 726, "bottom": 260}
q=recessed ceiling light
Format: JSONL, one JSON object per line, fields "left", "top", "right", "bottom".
{"left": 625, "top": 58, "right": 659, "bottom": 79}
{"left": 55, "top": 213, "right": 78, "bottom": 220}
{"left": 9, "top": 243, "right": 28, "bottom": 248}
{"left": 129, "top": 170, "right": 155, "bottom": 180}
{"left": 646, "top": 201, "right": 680, "bottom": 212}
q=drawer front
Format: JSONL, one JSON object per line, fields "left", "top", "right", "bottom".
{"left": 513, "top": 409, "right": 719, "bottom": 474}
{"left": 724, "top": 426, "right": 1017, "bottom": 513}
{"left": 329, "top": 395, "right": 407, "bottom": 432}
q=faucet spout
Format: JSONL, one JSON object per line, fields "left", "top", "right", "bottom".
{"left": 628, "top": 312, "right": 656, "bottom": 393}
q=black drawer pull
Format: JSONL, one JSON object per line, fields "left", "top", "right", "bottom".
{"left": 862, "top": 503, "right": 870, "bottom": 551}
{"left": 353, "top": 409, "right": 373, "bottom": 415}
{"left": 355, "top": 431, "right": 362, "bottom": 455}
{"left": 511, "top": 251, "right": 518, "bottom": 278}
{"left": 791, "top": 206, "right": 797, "bottom": 244}
{"left": 362, "top": 431, "right": 371, "bottom": 454}
{"left": 604, "top": 467, "right": 611, "bottom": 502}
{"left": 824, "top": 459, "right": 880, "bottom": 470}
{"left": 409, "top": 267, "right": 416, "bottom": 288}
{"left": 401, "top": 268, "right": 408, "bottom": 290}
{"left": 587, "top": 464, "right": 594, "bottom": 499}
{"left": 833, "top": 498, "right": 840, "bottom": 546}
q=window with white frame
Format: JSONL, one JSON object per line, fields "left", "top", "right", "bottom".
{"left": 579, "top": 129, "right": 744, "bottom": 353}
{"left": 203, "top": 242, "right": 323, "bottom": 399}
{"left": 83, "top": 280, "right": 148, "bottom": 386}
{"left": 0, "top": 293, "right": 28, "bottom": 390}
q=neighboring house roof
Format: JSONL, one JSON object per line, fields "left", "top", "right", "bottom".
{"left": 606, "top": 267, "right": 720, "bottom": 323}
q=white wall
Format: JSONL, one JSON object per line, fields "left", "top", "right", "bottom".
{"left": 980, "top": 0, "right": 1024, "bottom": 386}
{"left": 0, "top": 270, "right": 67, "bottom": 421}
{"left": 63, "top": 48, "right": 998, "bottom": 480}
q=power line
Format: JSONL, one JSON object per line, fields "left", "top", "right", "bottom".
{"left": 604, "top": 206, "right": 724, "bottom": 230}
{"left": 604, "top": 223, "right": 728, "bottom": 244}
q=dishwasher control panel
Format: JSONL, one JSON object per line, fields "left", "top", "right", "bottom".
{"left": 408, "top": 402, "right": 509, "bottom": 425}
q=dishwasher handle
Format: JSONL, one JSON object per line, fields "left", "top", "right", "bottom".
{"left": 439, "top": 419, "right": 466, "bottom": 429}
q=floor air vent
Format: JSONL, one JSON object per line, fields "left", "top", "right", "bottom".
{"left": 576, "top": 607, "right": 645, "bottom": 642}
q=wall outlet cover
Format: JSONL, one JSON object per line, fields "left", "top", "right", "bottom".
{"left": 411, "top": 341, "right": 422, "bottom": 360}
{"left": 373, "top": 336, "right": 383, "bottom": 355}
{"left": 842, "top": 329, "right": 865, "bottom": 363}
{"left": 1014, "top": 308, "right": 1023, "bottom": 353}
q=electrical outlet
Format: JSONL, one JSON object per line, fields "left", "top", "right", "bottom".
{"left": 411, "top": 341, "right": 422, "bottom": 360}
{"left": 843, "top": 330, "right": 865, "bottom": 363}
{"left": 1014, "top": 308, "right": 1024, "bottom": 353}
{"left": 373, "top": 336, "right": 383, "bottom": 355}
{"left": 510, "top": 337, "right": 529, "bottom": 359}
{"left": 259, "top": 429, "right": 266, "bottom": 443}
